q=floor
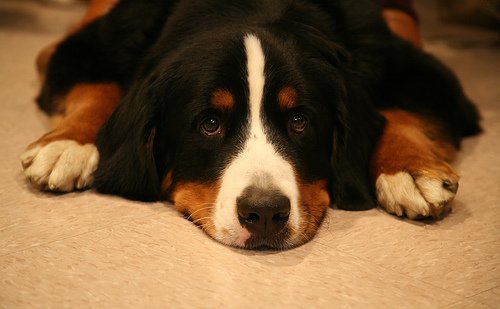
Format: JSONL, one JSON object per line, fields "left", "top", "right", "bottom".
{"left": 1, "top": 1, "right": 499, "bottom": 308}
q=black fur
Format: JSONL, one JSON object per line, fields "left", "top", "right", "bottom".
{"left": 40, "top": 0, "right": 480, "bottom": 208}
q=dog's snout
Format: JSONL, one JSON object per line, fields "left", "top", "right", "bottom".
{"left": 236, "top": 186, "right": 290, "bottom": 236}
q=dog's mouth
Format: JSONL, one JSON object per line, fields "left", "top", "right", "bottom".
{"left": 240, "top": 228, "right": 293, "bottom": 250}
{"left": 185, "top": 213, "right": 299, "bottom": 250}
{"left": 182, "top": 208, "right": 324, "bottom": 250}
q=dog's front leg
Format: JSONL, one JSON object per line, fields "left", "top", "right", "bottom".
{"left": 371, "top": 109, "right": 459, "bottom": 219}
{"left": 21, "top": 83, "right": 121, "bottom": 192}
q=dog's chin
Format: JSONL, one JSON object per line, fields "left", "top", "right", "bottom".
{"left": 241, "top": 229, "right": 293, "bottom": 251}
{"left": 206, "top": 226, "right": 310, "bottom": 251}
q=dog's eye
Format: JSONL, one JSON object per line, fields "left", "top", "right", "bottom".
{"left": 200, "top": 117, "right": 222, "bottom": 136}
{"left": 289, "top": 114, "right": 308, "bottom": 134}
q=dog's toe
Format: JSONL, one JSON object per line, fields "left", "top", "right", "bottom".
{"left": 20, "top": 145, "right": 42, "bottom": 169}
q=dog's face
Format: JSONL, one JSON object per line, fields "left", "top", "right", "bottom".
{"left": 96, "top": 31, "right": 382, "bottom": 249}
{"left": 166, "top": 34, "right": 335, "bottom": 249}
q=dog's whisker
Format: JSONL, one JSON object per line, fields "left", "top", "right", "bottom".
{"left": 190, "top": 216, "right": 213, "bottom": 225}
{"left": 185, "top": 205, "right": 215, "bottom": 221}
{"left": 288, "top": 225, "right": 309, "bottom": 244}
{"left": 23, "top": 0, "right": 476, "bottom": 253}
{"left": 199, "top": 222, "right": 216, "bottom": 233}
{"left": 300, "top": 209, "right": 323, "bottom": 227}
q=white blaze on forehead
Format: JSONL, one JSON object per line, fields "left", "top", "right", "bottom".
{"left": 212, "top": 34, "right": 301, "bottom": 246}
{"left": 245, "top": 34, "right": 266, "bottom": 137}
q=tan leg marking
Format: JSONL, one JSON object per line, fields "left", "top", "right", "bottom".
{"left": 382, "top": 9, "right": 422, "bottom": 48}
{"left": 371, "top": 110, "right": 459, "bottom": 219}
{"left": 21, "top": 83, "right": 121, "bottom": 192}
{"left": 31, "top": 83, "right": 121, "bottom": 147}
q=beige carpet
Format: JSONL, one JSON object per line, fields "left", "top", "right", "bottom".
{"left": 1, "top": 0, "right": 499, "bottom": 307}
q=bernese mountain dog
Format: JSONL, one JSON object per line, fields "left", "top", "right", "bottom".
{"left": 21, "top": 0, "right": 481, "bottom": 249}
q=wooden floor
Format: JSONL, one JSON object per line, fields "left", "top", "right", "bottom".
{"left": 1, "top": 0, "right": 499, "bottom": 307}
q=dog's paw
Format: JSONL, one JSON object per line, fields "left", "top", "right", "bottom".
{"left": 21, "top": 140, "right": 99, "bottom": 192}
{"left": 375, "top": 170, "right": 459, "bottom": 219}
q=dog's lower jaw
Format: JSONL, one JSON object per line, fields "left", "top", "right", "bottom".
{"left": 215, "top": 231, "right": 295, "bottom": 250}
{"left": 207, "top": 219, "right": 321, "bottom": 250}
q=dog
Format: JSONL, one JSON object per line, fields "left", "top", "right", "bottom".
{"left": 21, "top": 0, "right": 481, "bottom": 249}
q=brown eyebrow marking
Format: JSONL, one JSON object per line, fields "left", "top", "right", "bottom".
{"left": 211, "top": 89, "right": 234, "bottom": 110}
{"left": 278, "top": 86, "right": 298, "bottom": 110}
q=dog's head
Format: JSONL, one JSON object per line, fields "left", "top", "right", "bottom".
{"left": 95, "top": 31, "right": 383, "bottom": 249}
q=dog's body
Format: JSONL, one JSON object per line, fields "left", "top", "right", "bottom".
{"left": 21, "top": 0, "right": 480, "bottom": 249}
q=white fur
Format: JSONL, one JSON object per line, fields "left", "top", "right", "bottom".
{"left": 415, "top": 176, "right": 455, "bottom": 205}
{"left": 376, "top": 172, "right": 456, "bottom": 219}
{"left": 21, "top": 140, "right": 99, "bottom": 192}
{"left": 212, "top": 34, "right": 300, "bottom": 246}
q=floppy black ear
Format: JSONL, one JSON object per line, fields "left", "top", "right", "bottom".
{"left": 94, "top": 79, "right": 165, "bottom": 201}
{"left": 330, "top": 79, "right": 385, "bottom": 211}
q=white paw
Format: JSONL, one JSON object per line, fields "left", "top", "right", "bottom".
{"left": 376, "top": 171, "right": 458, "bottom": 219}
{"left": 21, "top": 140, "right": 99, "bottom": 192}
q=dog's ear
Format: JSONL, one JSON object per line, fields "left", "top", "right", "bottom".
{"left": 94, "top": 78, "right": 166, "bottom": 201}
{"left": 330, "top": 80, "right": 385, "bottom": 210}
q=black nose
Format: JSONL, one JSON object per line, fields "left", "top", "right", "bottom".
{"left": 236, "top": 186, "right": 290, "bottom": 237}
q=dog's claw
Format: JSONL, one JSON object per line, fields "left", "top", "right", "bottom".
{"left": 442, "top": 179, "right": 458, "bottom": 193}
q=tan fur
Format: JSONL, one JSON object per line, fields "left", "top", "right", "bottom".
{"left": 371, "top": 109, "right": 458, "bottom": 182}
{"left": 382, "top": 9, "right": 422, "bottom": 48}
{"left": 160, "top": 170, "right": 174, "bottom": 198}
{"left": 298, "top": 179, "right": 330, "bottom": 239}
{"left": 371, "top": 109, "right": 459, "bottom": 219}
{"left": 29, "top": 83, "right": 122, "bottom": 148}
{"left": 211, "top": 89, "right": 234, "bottom": 111}
{"left": 277, "top": 86, "right": 298, "bottom": 110}
{"left": 171, "top": 181, "right": 220, "bottom": 234}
